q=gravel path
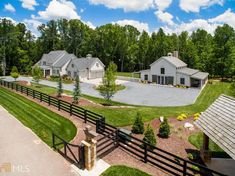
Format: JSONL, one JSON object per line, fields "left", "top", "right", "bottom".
{"left": 3, "top": 76, "right": 201, "bottom": 107}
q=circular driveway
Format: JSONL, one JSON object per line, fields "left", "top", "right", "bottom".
{"left": 3, "top": 76, "right": 200, "bottom": 107}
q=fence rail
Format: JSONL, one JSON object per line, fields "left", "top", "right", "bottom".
{"left": 0, "top": 79, "right": 226, "bottom": 176}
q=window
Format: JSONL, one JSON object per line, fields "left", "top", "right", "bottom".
{"left": 72, "top": 64, "right": 74, "bottom": 68}
{"left": 68, "top": 71, "right": 71, "bottom": 76}
{"left": 57, "top": 70, "right": 59, "bottom": 74}
{"left": 180, "top": 78, "right": 185, "bottom": 85}
{"left": 53, "top": 70, "right": 56, "bottom": 74}
{"left": 161, "top": 68, "right": 165, "bottom": 74}
{"left": 96, "top": 63, "right": 99, "bottom": 67}
{"left": 144, "top": 75, "right": 148, "bottom": 81}
{"left": 74, "top": 72, "right": 77, "bottom": 77}
{"left": 43, "top": 61, "right": 46, "bottom": 65}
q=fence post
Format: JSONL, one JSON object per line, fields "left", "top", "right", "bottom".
{"left": 11, "top": 83, "right": 13, "bottom": 90}
{"left": 70, "top": 104, "right": 72, "bottom": 116}
{"left": 96, "top": 118, "right": 100, "bottom": 133}
{"left": 52, "top": 133, "right": 55, "bottom": 149}
{"left": 16, "top": 84, "right": 18, "bottom": 91}
{"left": 64, "top": 142, "right": 67, "bottom": 156}
{"left": 33, "top": 90, "right": 35, "bottom": 98}
{"left": 58, "top": 100, "right": 61, "bottom": 111}
{"left": 21, "top": 86, "right": 23, "bottom": 93}
{"left": 183, "top": 160, "right": 187, "bottom": 176}
{"left": 48, "top": 96, "right": 51, "bottom": 106}
{"left": 116, "top": 129, "right": 119, "bottom": 148}
{"left": 7, "top": 82, "right": 9, "bottom": 88}
{"left": 79, "top": 144, "right": 85, "bottom": 169}
{"left": 40, "top": 92, "right": 42, "bottom": 102}
{"left": 84, "top": 110, "right": 87, "bottom": 123}
{"left": 26, "top": 88, "right": 28, "bottom": 96}
{"left": 144, "top": 143, "right": 148, "bottom": 163}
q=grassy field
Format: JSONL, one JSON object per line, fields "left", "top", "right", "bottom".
{"left": 13, "top": 80, "right": 233, "bottom": 127}
{"left": 0, "top": 87, "right": 77, "bottom": 147}
{"left": 117, "top": 72, "right": 140, "bottom": 78}
{"left": 101, "top": 165, "right": 150, "bottom": 176}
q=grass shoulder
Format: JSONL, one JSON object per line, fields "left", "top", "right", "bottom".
{"left": 117, "top": 72, "right": 140, "bottom": 78}
{"left": 101, "top": 165, "right": 150, "bottom": 176}
{"left": 0, "top": 86, "right": 77, "bottom": 147}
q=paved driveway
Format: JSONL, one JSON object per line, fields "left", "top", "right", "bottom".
{"left": 2, "top": 76, "right": 200, "bottom": 106}
{"left": 0, "top": 106, "right": 78, "bottom": 176}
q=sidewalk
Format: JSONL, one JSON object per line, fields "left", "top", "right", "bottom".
{"left": 0, "top": 106, "right": 79, "bottom": 176}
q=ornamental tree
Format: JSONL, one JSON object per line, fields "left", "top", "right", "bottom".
{"left": 159, "top": 118, "right": 170, "bottom": 138}
{"left": 32, "top": 65, "right": 43, "bottom": 85}
{"left": 132, "top": 112, "right": 144, "bottom": 134}
{"left": 73, "top": 75, "right": 81, "bottom": 104}
{"left": 57, "top": 75, "right": 63, "bottom": 98}
{"left": 143, "top": 124, "right": 156, "bottom": 148}
{"left": 10, "top": 66, "right": 19, "bottom": 81}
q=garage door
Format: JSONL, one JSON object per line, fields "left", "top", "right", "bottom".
{"left": 165, "top": 76, "right": 174, "bottom": 85}
{"left": 90, "top": 71, "right": 104, "bottom": 79}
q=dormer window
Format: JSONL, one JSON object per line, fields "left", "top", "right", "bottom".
{"left": 161, "top": 68, "right": 165, "bottom": 74}
{"left": 96, "top": 63, "right": 99, "bottom": 67}
{"left": 72, "top": 64, "right": 74, "bottom": 68}
{"left": 43, "top": 61, "right": 46, "bottom": 66}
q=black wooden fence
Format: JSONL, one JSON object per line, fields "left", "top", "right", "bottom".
{"left": 0, "top": 80, "right": 226, "bottom": 176}
{"left": 52, "top": 133, "right": 85, "bottom": 168}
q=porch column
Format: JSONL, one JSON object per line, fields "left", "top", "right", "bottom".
{"left": 200, "top": 133, "right": 211, "bottom": 162}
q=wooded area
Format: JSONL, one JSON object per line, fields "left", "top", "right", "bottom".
{"left": 0, "top": 18, "right": 234, "bottom": 78}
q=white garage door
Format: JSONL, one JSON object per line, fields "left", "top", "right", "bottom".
{"left": 90, "top": 71, "right": 104, "bottom": 79}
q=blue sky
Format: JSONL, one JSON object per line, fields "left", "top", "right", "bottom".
{"left": 1, "top": 0, "right": 235, "bottom": 36}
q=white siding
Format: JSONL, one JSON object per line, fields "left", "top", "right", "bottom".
{"left": 176, "top": 73, "right": 191, "bottom": 86}
{"left": 150, "top": 59, "right": 177, "bottom": 84}
{"left": 90, "top": 61, "right": 104, "bottom": 71}
{"left": 140, "top": 70, "right": 150, "bottom": 81}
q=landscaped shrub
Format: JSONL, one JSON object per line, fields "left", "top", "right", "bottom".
{"left": 159, "top": 118, "right": 170, "bottom": 138}
{"left": 177, "top": 113, "right": 187, "bottom": 121}
{"left": 132, "top": 112, "right": 144, "bottom": 134}
{"left": 10, "top": 66, "right": 19, "bottom": 81}
{"left": 73, "top": 75, "right": 81, "bottom": 104}
{"left": 193, "top": 113, "right": 200, "bottom": 121}
{"left": 143, "top": 124, "right": 156, "bottom": 148}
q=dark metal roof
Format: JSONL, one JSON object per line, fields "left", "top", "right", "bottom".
{"left": 195, "top": 95, "right": 235, "bottom": 159}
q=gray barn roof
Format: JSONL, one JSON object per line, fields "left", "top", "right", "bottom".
{"left": 195, "top": 95, "right": 235, "bottom": 159}
{"left": 162, "top": 56, "right": 187, "bottom": 68}
{"left": 53, "top": 54, "right": 75, "bottom": 68}
{"left": 191, "top": 72, "right": 209, "bottom": 80}
{"left": 70, "top": 57, "right": 104, "bottom": 71}
{"left": 177, "top": 68, "right": 199, "bottom": 75}
{"left": 41, "top": 50, "right": 67, "bottom": 66}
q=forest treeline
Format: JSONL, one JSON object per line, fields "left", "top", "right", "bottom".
{"left": 0, "top": 18, "right": 234, "bottom": 78}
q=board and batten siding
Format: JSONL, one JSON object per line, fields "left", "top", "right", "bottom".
{"left": 176, "top": 72, "right": 191, "bottom": 87}
{"left": 150, "top": 59, "right": 177, "bottom": 84}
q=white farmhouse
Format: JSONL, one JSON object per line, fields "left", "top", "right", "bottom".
{"left": 35, "top": 51, "right": 105, "bottom": 79}
{"left": 140, "top": 53, "right": 209, "bottom": 88}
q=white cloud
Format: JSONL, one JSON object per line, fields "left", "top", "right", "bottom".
{"left": 88, "top": 0, "right": 154, "bottom": 12}
{"left": 209, "top": 8, "right": 235, "bottom": 28}
{"left": 23, "top": 19, "right": 42, "bottom": 30}
{"left": 4, "top": 3, "right": 16, "bottom": 13}
{"left": 0, "top": 17, "right": 17, "bottom": 24}
{"left": 36, "top": 0, "right": 80, "bottom": 20}
{"left": 20, "top": 0, "right": 39, "bottom": 10}
{"left": 155, "top": 0, "right": 172, "bottom": 11}
{"left": 155, "top": 10, "right": 174, "bottom": 26}
{"left": 84, "top": 21, "right": 96, "bottom": 29}
{"left": 113, "top": 19, "right": 149, "bottom": 33}
{"left": 179, "top": 0, "right": 224, "bottom": 13}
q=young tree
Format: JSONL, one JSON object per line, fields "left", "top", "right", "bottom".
{"left": 10, "top": 66, "right": 19, "bottom": 81}
{"left": 143, "top": 124, "right": 156, "bottom": 148}
{"left": 132, "top": 112, "right": 144, "bottom": 134}
{"left": 57, "top": 75, "right": 63, "bottom": 98}
{"left": 73, "top": 75, "right": 81, "bottom": 104}
{"left": 159, "top": 118, "right": 170, "bottom": 138}
{"left": 98, "top": 61, "right": 118, "bottom": 105}
{"left": 32, "top": 65, "right": 43, "bottom": 85}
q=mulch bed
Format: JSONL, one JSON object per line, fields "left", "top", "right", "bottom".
{"left": 123, "top": 117, "right": 200, "bottom": 158}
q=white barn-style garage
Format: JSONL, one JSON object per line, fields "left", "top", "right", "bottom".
{"left": 140, "top": 52, "right": 209, "bottom": 88}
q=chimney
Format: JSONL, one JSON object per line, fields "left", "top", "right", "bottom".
{"left": 173, "top": 51, "right": 179, "bottom": 58}
{"left": 86, "top": 54, "right": 92, "bottom": 58}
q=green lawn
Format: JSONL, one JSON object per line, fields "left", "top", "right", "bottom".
{"left": 117, "top": 72, "right": 140, "bottom": 78}
{"left": 101, "top": 165, "right": 150, "bottom": 176}
{"left": 0, "top": 87, "right": 77, "bottom": 147}
{"left": 14, "top": 80, "right": 233, "bottom": 127}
